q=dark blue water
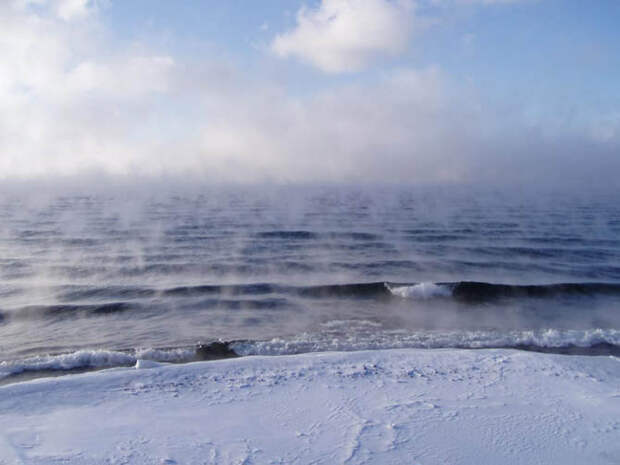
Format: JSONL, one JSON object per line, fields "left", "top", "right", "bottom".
{"left": 1, "top": 186, "right": 619, "bottom": 381}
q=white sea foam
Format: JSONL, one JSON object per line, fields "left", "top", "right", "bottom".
{"left": 386, "top": 282, "right": 452, "bottom": 299}
{"left": 0, "top": 347, "right": 196, "bottom": 380}
{"left": 231, "top": 328, "right": 620, "bottom": 356}
{"left": 134, "top": 347, "right": 196, "bottom": 362}
{"left": 2, "top": 329, "right": 618, "bottom": 381}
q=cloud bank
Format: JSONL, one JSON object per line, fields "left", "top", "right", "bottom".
{"left": 0, "top": 0, "right": 618, "bottom": 187}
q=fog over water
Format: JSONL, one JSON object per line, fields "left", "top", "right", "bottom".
{"left": 1, "top": 184, "right": 619, "bottom": 381}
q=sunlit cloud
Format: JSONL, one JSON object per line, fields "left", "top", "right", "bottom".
{"left": 271, "top": 0, "right": 416, "bottom": 73}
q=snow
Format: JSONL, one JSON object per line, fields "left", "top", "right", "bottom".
{"left": 1, "top": 348, "right": 619, "bottom": 464}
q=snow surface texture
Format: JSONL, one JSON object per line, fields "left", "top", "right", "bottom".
{"left": 0, "top": 349, "right": 619, "bottom": 464}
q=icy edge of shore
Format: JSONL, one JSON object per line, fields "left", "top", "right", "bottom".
{"left": 1, "top": 348, "right": 619, "bottom": 465}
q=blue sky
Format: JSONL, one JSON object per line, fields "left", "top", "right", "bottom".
{"left": 1, "top": 0, "right": 619, "bottom": 185}
{"left": 100, "top": 0, "right": 620, "bottom": 105}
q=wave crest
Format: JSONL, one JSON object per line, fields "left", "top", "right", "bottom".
{"left": 0, "top": 347, "right": 196, "bottom": 380}
{"left": 231, "top": 328, "right": 620, "bottom": 356}
{"left": 386, "top": 282, "right": 452, "bottom": 299}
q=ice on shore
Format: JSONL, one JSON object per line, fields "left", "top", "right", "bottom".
{"left": 0, "top": 348, "right": 619, "bottom": 464}
{"left": 135, "top": 359, "right": 164, "bottom": 369}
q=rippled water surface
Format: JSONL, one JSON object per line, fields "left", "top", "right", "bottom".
{"left": 1, "top": 186, "right": 619, "bottom": 380}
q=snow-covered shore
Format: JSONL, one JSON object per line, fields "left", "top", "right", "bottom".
{"left": 1, "top": 349, "right": 619, "bottom": 464}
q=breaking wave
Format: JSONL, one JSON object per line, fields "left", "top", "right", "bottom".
{"left": 387, "top": 281, "right": 620, "bottom": 301}
{"left": 0, "top": 347, "right": 195, "bottom": 381}
{"left": 0, "top": 341, "right": 240, "bottom": 381}
{"left": 2, "top": 328, "right": 618, "bottom": 383}
{"left": 386, "top": 282, "right": 451, "bottom": 299}
{"left": 231, "top": 328, "right": 620, "bottom": 357}
{"left": 297, "top": 280, "right": 620, "bottom": 301}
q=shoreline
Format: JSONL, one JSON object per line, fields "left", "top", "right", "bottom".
{"left": 2, "top": 328, "right": 620, "bottom": 386}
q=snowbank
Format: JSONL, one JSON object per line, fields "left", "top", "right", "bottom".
{"left": 1, "top": 348, "right": 619, "bottom": 464}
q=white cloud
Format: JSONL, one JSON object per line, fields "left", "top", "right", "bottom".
{"left": 66, "top": 57, "right": 175, "bottom": 97}
{"left": 53, "top": 0, "right": 92, "bottom": 21}
{"left": 271, "top": 0, "right": 416, "bottom": 73}
{"left": 0, "top": 0, "right": 175, "bottom": 178}
{"left": 8, "top": 0, "right": 96, "bottom": 21}
{"left": 433, "top": 0, "right": 530, "bottom": 4}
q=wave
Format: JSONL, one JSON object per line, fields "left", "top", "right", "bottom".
{"left": 0, "top": 347, "right": 200, "bottom": 381}
{"left": 2, "top": 329, "right": 618, "bottom": 382}
{"left": 162, "top": 283, "right": 277, "bottom": 297}
{"left": 7, "top": 302, "right": 135, "bottom": 320}
{"left": 2, "top": 279, "right": 619, "bottom": 323}
{"left": 386, "top": 282, "right": 451, "bottom": 299}
{"left": 231, "top": 328, "right": 620, "bottom": 357}
{"left": 255, "top": 231, "right": 381, "bottom": 241}
{"left": 388, "top": 281, "right": 620, "bottom": 301}
{"left": 56, "top": 285, "right": 157, "bottom": 301}
{"left": 8, "top": 280, "right": 620, "bottom": 307}
{"left": 256, "top": 230, "right": 318, "bottom": 240}
{"left": 0, "top": 341, "right": 241, "bottom": 381}
{"left": 294, "top": 280, "right": 620, "bottom": 301}
{"left": 3, "top": 296, "right": 288, "bottom": 322}
{"left": 297, "top": 282, "right": 391, "bottom": 298}
{"left": 4, "top": 280, "right": 620, "bottom": 323}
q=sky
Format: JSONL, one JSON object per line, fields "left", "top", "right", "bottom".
{"left": 1, "top": 0, "right": 619, "bottom": 186}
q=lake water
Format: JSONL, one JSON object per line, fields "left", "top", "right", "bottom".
{"left": 1, "top": 186, "right": 619, "bottom": 381}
